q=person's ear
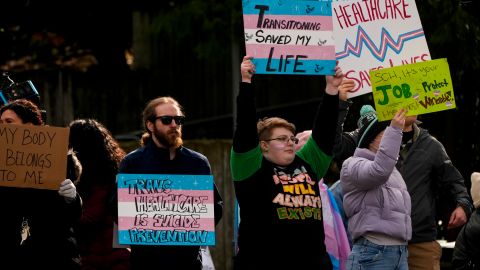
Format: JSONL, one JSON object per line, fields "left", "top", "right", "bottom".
{"left": 260, "top": 140, "right": 269, "bottom": 152}
{"left": 146, "top": 120, "right": 155, "bottom": 133}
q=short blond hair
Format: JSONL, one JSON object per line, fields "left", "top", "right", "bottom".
{"left": 257, "top": 117, "right": 296, "bottom": 141}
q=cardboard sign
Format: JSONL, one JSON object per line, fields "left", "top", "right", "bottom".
{"left": 243, "top": 0, "right": 336, "bottom": 75}
{"left": 117, "top": 173, "right": 216, "bottom": 246}
{"left": 370, "top": 58, "right": 455, "bottom": 121}
{"left": 333, "top": 0, "right": 431, "bottom": 97}
{"left": 0, "top": 124, "right": 69, "bottom": 190}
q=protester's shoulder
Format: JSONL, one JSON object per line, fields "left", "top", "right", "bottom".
{"left": 416, "top": 127, "right": 446, "bottom": 150}
{"left": 128, "top": 146, "right": 148, "bottom": 156}
{"left": 340, "top": 156, "right": 355, "bottom": 174}
{"left": 180, "top": 147, "right": 209, "bottom": 162}
{"left": 122, "top": 147, "right": 147, "bottom": 162}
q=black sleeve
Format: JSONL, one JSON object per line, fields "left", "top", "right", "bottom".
{"left": 213, "top": 183, "right": 224, "bottom": 226}
{"left": 64, "top": 153, "right": 83, "bottom": 223}
{"left": 62, "top": 193, "right": 83, "bottom": 224}
{"left": 233, "top": 82, "right": 259, "bottom": 153}
{"left": 434, "top": 141, "right": 474, "bottom": 217}
{"left": 332, "top": 99, "right": 357, "bottom": 165}
{"left": 311, "top": 93, "right": 339, "bottom": 156}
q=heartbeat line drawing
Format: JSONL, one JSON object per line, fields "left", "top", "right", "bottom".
{"left": 336, "top": 26, "right": 425, "bottom": 62}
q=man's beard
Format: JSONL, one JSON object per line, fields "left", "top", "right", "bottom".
{"left": 153, "top": 128, "right": 183, "bottom": 149}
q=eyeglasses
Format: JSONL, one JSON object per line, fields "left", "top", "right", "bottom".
{"left": 153, "top": 115, "right": 185, "bottom": 125}
{"left": 264, "top": 135, "right": 299, "bottom": 144}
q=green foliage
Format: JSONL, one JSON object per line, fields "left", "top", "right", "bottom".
{"left": 151, "top": 0, "right": 243, "bottom": 61}
{"left": 418, "top": 0, "right": 480, "bottom": 76}
{"left": 149, "top": 0, "right": 480, "bottom": 74}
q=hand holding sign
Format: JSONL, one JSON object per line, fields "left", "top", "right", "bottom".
{"left": 338, "top": 79, "right": 356, "bottom": 101}
{"left": 58, "top": 179, "right": 77, "bottom": 203}
{"left": 325, "top": 64, "right": 343, "bottom": 95}
{"left": 390, "top": 108, "right": 406, "bottom": 131}
{"left": 241, "top": 56, "right": 256, "bottom": 83}
{"left": 370, "top": 58, "right": 455, "bottom": 121}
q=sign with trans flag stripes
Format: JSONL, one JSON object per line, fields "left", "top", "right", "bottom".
{"left": 242, "top": 0, "right": 336, "bottom": 75}
{"left": 116, "top": 173, "right": 215, "bottom": 246}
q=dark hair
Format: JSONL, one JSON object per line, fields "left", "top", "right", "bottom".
{"left": 257, "top": 117, "right": 296, "bottom": 141}
{"left": 67, "top": 150, "right": 82, "bottom": 185}
{"left": 0, "top": 99, "right": 43, "bottom": 125}
{"left": 141, "top": 96, "right": 184, "bottom": 146}
{"left": 68, "top": 119, "right": 125, "bottom": 191}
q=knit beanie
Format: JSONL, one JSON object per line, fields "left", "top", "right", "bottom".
{"left": 357, "top": 105, "right": 389, "bottom": 149}
{"left": 471, "top": 172, "right": 480, "bottom": 209}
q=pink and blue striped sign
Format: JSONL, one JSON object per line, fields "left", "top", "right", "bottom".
{"left": 117, "top": 174, "right": 215, "bottom": 246}
{"left": 243, "top": 0, "right": 336, "bottom": 75}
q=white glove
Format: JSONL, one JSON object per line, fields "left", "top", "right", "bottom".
{"left": 58, "top": 179, "right": 77, "bottom": 203}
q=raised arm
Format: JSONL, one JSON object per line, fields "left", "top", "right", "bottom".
{"left": 346, "top": 109, "right": 405, "bottom": 190}
{"left": 311, "top": 66, "right": 342, "bottom": 154}
{"left": 232, "top": 56, "right": 259, "bottom": 153}
{"left": 297, "top": 65, "right": 341, "bottom": 177}
{"left": 231, "top": 56, "right": 263, "bottom": 182}
{"left": 333, "top": 79, "right": 357, "bottom": 165}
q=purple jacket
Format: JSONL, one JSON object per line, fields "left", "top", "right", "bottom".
{"left": 340, "top": 125, "right": 411, "bottom": 242}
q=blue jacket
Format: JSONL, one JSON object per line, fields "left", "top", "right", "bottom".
{"left": 341, "top": 126, "right": 411, "bottom": 242}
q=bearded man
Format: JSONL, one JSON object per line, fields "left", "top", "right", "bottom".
{"left": 118, "top": 96, "right": 224, "bottom": 269}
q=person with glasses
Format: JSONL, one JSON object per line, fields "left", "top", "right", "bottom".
{"left": 230, "top": 56, "right": 347, "bottom": 269}
{"left": 117, "top": 96, "right": 224, "bottom": 269}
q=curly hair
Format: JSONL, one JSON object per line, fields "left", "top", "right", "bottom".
{"left": 0, "top": 99, "right": 43, "bottom": 125}
{"left": 68, "top": 119, "right": 125, "bottom": 191}
{"left": 257, "top": 117, "right": 296, "bottom": 141}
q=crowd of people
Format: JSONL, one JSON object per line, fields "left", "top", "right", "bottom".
{"left": 0, "top": 56, "right": 478, "bottom": 270}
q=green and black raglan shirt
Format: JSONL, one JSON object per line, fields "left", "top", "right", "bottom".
{"left": 230, "top": 82, "right": 339, "bottom": 268}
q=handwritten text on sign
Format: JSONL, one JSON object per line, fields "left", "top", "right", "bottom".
{"left": 0, "top": 124, "right": 69, "bottom": 190}
{"left": 370, "top": 58, "right": 455, "bottom": 121}
{"left": 333, "top": 0, "right": 431, "bottom": 97}
{"left": 243, "top": 0, "right": 335, "bottom": 75}
{"left": 116, "top": 174, "right": 215, "bottom": 246}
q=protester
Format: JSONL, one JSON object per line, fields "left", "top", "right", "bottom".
{"left": 333, "top": 99, "right": 473, "bottom": 269}
{"left": 341, "top": 105, "right": 410, "bottom": 270}
{"left": 293, "top": 79, "right": 357, "bottom": 247}
{"left": 118, "top": 96, "right": 224, "bottom": 269}
{"left": 230, "top": 56, "right": 350, "bottom": 269}
{"left": 0, "top": 99, "right": 83, "bottom": 269}
{"left": 452, "top": 172, "right": 480, "bottom": 270}
{"left": 69, "top": 119, "right": 131, "bottom": 270}
{"left": 397, "top": 114, "right": 473, "bottom": 269}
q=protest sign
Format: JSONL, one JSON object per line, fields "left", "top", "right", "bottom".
{"left": 117, "top": 173, "right": 216, "bottom": 246}
{"left": 333, "top": 0, "right": 431, "bottom": 97}
{"left": 370, "top": 58, "right": 455, "bottom": 121}
{"left": 0, "top": 124, "right": 69, "bottom": 190}
{"left": 243, "top": 0, "right": 336, "bottom": 75}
